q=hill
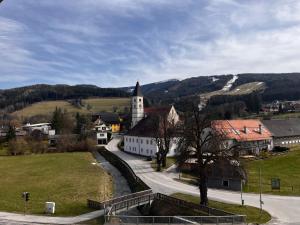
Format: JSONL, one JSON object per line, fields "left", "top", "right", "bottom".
{"left": 0, "top": 84, "right": 129, "bottom": 114}
{"left": 11, "top": 98, "right": 130, "bottom": 120}
{"left": 122, "top": 75, "right": 233, "bottom": 103}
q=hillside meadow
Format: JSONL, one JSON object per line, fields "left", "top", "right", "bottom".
{"left": 11, "top": 97, "right": 130, "bottom": 119}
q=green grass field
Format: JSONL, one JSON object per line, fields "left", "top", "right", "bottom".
{"left": 245, "top": 146, "right": 300, "bottom": 195}
{"left": 11, "top": 98, "right": 130, "bottom": 119}
{"left": 0, "top": 152, "right": 113, "bottom": 216}
{"left": 171, "top": 193, "right": 271, "bottom": 224}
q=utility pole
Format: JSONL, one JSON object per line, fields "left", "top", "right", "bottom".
{"left": 259, "top": 167, "right": 263, "bottom": 214}
{"left": 240, "top": 179, "right": 244, "bottom": 206}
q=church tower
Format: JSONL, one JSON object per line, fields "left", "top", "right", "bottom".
{"left": 131, "top": 81, "right": 144, "bottom": 128}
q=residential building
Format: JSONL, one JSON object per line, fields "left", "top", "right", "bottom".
{"left": 23, "top": 123, "right": 51, "bottom": 135}
{"left": 92, "top": 112, "right": 121, "bottom": 133}
{"left": 213, "top": 120, "right": 273, "bottom": 155}
{"left": 262, "top": 119, "right": 300, "bottom": 147}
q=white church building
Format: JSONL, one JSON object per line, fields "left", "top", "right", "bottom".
{"left": 124, "top": 82, "right": 179, "bottom": 157}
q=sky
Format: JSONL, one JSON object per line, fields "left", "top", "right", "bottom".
{"left": 1, "top": 0, "right": 300, "bottom": 89}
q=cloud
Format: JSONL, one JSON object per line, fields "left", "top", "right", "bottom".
{"left": 0, "top": 0, "right": 300, "bottom": 88}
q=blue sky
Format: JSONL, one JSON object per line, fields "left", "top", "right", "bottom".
{"left": 1, "top": 0, "right": 300, "bottom": 89}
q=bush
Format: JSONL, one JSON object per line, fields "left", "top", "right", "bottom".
{"left": 273, "top": 146, "right": 289, "bottom": 153}
{"left": 7, "top": 138, "right": 30, "bottom": 156}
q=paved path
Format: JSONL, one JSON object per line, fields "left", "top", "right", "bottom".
{"left": 107, "top": 137, "right": 300, "bottom": 225}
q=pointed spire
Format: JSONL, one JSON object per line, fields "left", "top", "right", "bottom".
{"left": 132, "top": 81, "right": 143, "bottom": 97}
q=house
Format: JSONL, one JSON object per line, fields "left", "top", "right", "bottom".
{"left": 92, "top": 112, "right": 121, "bottom": 133}
{"left": 23, "top": 123, "right": 52, "bottom": 135}
{"left": 262, "top": 119, "right": 300, "bottom": 147}
{"left": 93, "top": 121, "right": 111, "bottom": 145}
{"left": 124, "top": 81, "right": 179, "bottom": 157}
{"left": 212, "top": 120, "right": 273, "bottom": 155}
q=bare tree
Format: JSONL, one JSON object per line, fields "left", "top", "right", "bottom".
{"left": 176, "top": 105, "right": 240, "bottom": 206}
{"left": 152, "top": 112, "right": 177, "bottom": 171}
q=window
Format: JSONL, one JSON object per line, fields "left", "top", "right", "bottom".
{"left": 129, "top": 146, "right": 131, "bottom": 150}
{"left": 146, "top": 140, "right": 149, "bottom": 144}
{"left": 136, "top": 139, "right": 138, "bottom": 143}
{"left": 141, "top": 148, "right": 143, "bottom": 152}
{"left": 222, "top": 180, "right": 229, "bottom": 187}
{"left": 150, "top": 140, "right": 153, "bottom": 145}
{"left": 139, "top": 99, "right": 141, "bottom": 102}
{"left": 139, "top": 104, "right": 142, "bottom": 108}
{"left": 134, "top": 99, "right": 136, "bottom": 102}
{"left": 141, "top": 139, "right": 143, "bottom": 144}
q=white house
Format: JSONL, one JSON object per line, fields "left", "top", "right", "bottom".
{"left": 124, "top": 81, "right": 179, "bottom": 157}
{"left": 23, "top": 123, "right": 51, "bottom": 135}
{"left": 93, "top": 121, "right": 111, "bottom": 145}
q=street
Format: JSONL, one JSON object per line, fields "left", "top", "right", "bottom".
{"left": 107, "top": 137, "right": 300, "bottom": 225}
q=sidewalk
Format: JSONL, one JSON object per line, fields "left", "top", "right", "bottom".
{"left": 0, "top": 209, "right": 104, "bottom": 225}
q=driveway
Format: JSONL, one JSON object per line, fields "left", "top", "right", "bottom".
{"left": 107, "top": 137, "right": 300, "bottom": 225}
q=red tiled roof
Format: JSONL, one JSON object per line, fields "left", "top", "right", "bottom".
{"left": 212, "top": 120, "right": 272, "bottom": 142}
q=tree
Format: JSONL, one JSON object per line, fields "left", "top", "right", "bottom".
{"left": 51, "top": 107, "right": 74, "bottom": 134}
{"left": 152, "top": 112, "right": 177, "bottom": 171}
{"left": 51, "top": 107, "right": 64, "bottom": 134}
{"left": 176, "top": 104, "right": 240, "bottom": 206}
{"left": 6, "top": 124, "right": 16, "bottom": 142}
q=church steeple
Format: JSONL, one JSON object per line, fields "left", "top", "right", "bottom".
{"left": 133, "top": 81, "right": 143, "bottom": 97}
{"left": 131, "top": 81, "right": 144, "bottom": 128}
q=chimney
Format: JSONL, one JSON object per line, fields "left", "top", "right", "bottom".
{"left": 243, "top": 126, "right": 247, "bottom": 134}
{"left": 259, "top": 124, "right": 262, "bottom": 134}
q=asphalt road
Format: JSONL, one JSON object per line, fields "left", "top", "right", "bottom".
{"left": 107, "top": 137, "right": 300, "bottom": 225}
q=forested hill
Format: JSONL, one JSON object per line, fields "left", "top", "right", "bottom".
{"left": 0, "top": 84, "right": 129, "bottom": 113}
{"left": 122, "top": 75, "right": 233, "bottom": 103}
{"left": 232, "top": 73, "right": 300, "bottom": 102}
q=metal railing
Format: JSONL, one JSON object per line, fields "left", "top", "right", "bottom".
{"left": 105, "top": 215, "right": 247, "bottom": 225}
{"left": 107, "top": 193, "right": 155, "bottom": 216}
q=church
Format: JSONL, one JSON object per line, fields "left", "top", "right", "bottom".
{"left": 123, "top": 82, "right": 179, "bottom": 157}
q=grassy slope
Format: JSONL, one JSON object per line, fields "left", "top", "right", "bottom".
{"left": 11, "top": 98, "right": 130, "bottom": 118}
{"left": 0, "top": 152, "right": 113, "bottom": 216}
{"left": 172, "top": 193, "right": 271, "bottom": 224}
{"left": 83, "top": 98, "right": 130, "bottom": 113}
{"left": 245, "top": 146, "right": 300, "bottom": 195}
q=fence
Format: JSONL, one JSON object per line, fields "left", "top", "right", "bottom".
{"left": 155, "top": 193, "right": 234, "bottom": 217}
{"left": 105, "top": 215, "right": 246, "bottom": 224}
{"left": 88, "top": 190, "right": 153, "bottom": 210}
{"left": 98, "top": 147, "right": 150, "bottom": 192}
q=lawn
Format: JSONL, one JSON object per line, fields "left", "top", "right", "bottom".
{"left": 151, "top": 157, "right": 176, "bottom": 171}
{"left": 245, "top": 146, "right": 300, "bottom": 195}
{"left": 0, "top": 152, "right": 113, "bottom": 216}
{"left": 171, "top": 193, "right": 271, "bottom": 224}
